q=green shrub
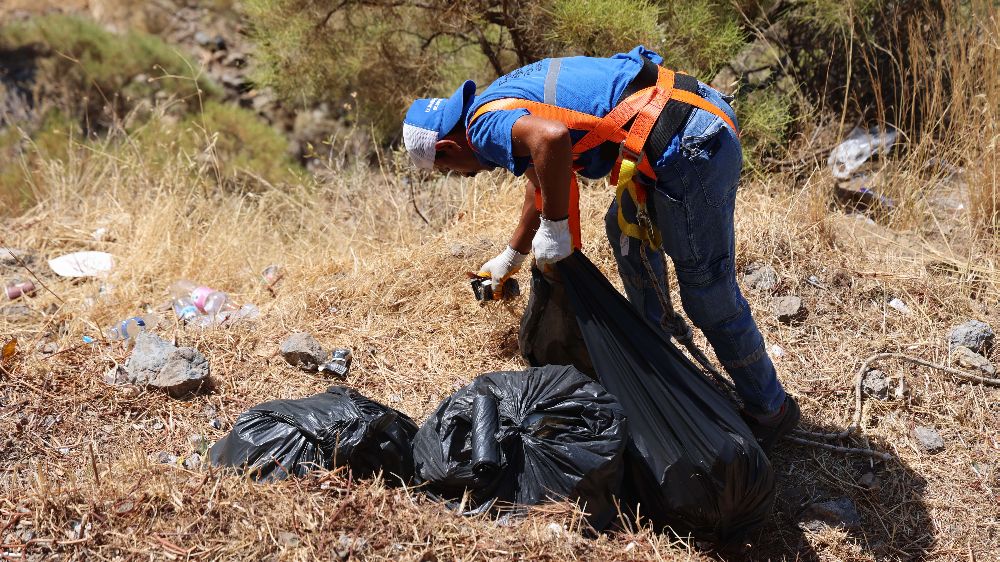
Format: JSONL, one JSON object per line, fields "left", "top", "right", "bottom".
{"left": 0, "top": 14, "right": 220, "bottom": 131}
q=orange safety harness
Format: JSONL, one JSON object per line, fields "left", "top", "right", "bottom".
{"left": 467, "top": 61, "right": 738, "bottom": 250}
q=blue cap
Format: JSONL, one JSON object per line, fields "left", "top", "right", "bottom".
{"left": 402, "top": 80, "right": 476, "bottom": 169}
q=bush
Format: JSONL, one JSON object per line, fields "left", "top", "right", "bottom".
{"left": 0, "top": 14, "right": 220, "bottom": 133}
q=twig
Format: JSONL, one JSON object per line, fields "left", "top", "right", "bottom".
{"left": 408, "top": 178, "right": 430, "bottom": 225}
{"left": 787, "top": 435, "right": 893, "bottom": 461}
{"left": 849, "top": 352, "right": 1000, "bottom": 434}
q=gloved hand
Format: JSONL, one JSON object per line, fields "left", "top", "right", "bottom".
{"left": 532, "top": 217, "right": 572, "bottom": 268}
{"left": 478, "top": 245, "right": 528, "bottom": 286}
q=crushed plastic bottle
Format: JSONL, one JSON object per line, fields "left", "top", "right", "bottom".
{"left": 169, "top": 280, "right": 236, "bottom": 317}
{"left": 106, "top": 314, "right": 161, "bottom": 343}
{"left": 827, "top": 126, "right": 899, "bottom": 180}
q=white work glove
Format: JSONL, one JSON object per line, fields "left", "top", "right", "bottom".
{"left": 478, "top": 245, "right": 528, "bottom": 286}
{"left": 532, "top": 217, "right": 573, "bottom": 268}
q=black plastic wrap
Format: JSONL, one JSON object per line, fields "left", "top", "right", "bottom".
{"left": 412, "top": 365, "right": 627, "bottom": 529}
{"left": 556, "top": 251, "right": 775, "bottom": 543}
{"left": 209, "top": 386, "right": 418, "bottom": 484}
{"left": 519, "top": 265, "right": 596, "bottom": 378}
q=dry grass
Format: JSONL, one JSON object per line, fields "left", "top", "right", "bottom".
{"left": 2, "top": 116, "right": 999, "bottom": 559}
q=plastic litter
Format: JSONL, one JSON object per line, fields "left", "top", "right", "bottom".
{"left": 412, "top": 365, "right": 627, "bottom": 530}
{"left": 106, "top": 314, "right": 162, "bottom": 343}
{"left": 556, "top": 251, "right": 775, "bottom": 543}
{"left": 4, "top": 280, "right": 36, "bottom": 300}
{"left": 318, "top": 348, "right": 353, "bottom": 378}
{"left": 48, "top": 251, "right": 114, "bottom": 277}
{"left": 210, "top": 386, "right": 418, "bottom": 484}
{"left": 169, "top": 280, "right": 236, "bottom": 317}
{"left": 262, "top": 264, "right": 282, "bottom": 285}
{"left": 828, "top": 126, "right": 898, "bottom": 180}
{"left": 518, "top": 266, "right": 595, "bottom": 378}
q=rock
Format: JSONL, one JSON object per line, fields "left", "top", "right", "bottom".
{"left": 862, "top": 369, "right": 890, "bottom": 400}
{"left": 952, "top": 345, "right": 996, "bottom": 375}
{"left": 208, "top": 418, "right": 223, "bottom": 430}
{"left": 769, "top": 343, "right": 785, "bottom": 358}
{"left": 183, "top": 453, "right": 202, "bottom": 470}
{"left": 194, "top": 31, "right": 211, "bottom": 46}
{"left": 0, "top": 304, "right": 34, "bottom": 319}
{"left": 155, "top": 451, "right": 178, "bottom": 465}
{"left": 280, "top": 332, "right": 329, "bottom": 371}
{"left": 772, "top": 296, "right": 805, "bottom": 323}
{"left": 36, "top": 341, "right": 57, "bottom": 355}
{"left": 189, "top": 434, "right": 211, "bottom": 452}
{"left": 948, "top": 320, "right": 994, "bottom": 354}
{"left": 912, "top": 426, "right": 944, "bottom": 452}
{"left": 858, "top": 472, "right": 881, "bottom": 492}
{"left": 743, "top": 263, "right": 779, "bottom": 291}
{"left": 103, "top": 364, "right": 130, "bottom": 386}
{"left": 798, "top": 497, "right": 862, "bottom": 532}
{"left": 124, "top": 333, "right": 211, "bottom": 396}
{"left": 278, "top": 531, "right": 300, "bottom": 547}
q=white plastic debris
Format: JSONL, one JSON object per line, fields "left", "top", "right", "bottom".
{"left": 770, "top": 344, "right": 786, "bottom": 359}
{"left": 48, "top": 251, "right": 114, "bottom": 277}
{"left": 888, "top": 298, "right": 911, "bottom": 315}
{"left": 828, "top": 126, "right": 898, "bottom": 180}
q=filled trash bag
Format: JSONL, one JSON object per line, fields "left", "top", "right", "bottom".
{"left": 209, "top": 386, "right": 418, "bottom": 484}
{"left": 519, "top": 265, "right": 596, "bottom": 378}
{"left": 412, "top": 365, "right": 627, "bottom": 529}
{"left": 556, "top": 251, "right": 775, "bottom": 543}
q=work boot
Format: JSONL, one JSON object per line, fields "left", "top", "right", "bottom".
{"left": 742, "top": 395, "right": 800, "bottom": 453}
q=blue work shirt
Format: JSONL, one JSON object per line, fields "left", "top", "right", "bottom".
{"left": 466, "top": 46, "right": 665, "bottom": 179}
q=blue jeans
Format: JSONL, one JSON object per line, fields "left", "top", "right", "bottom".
{"left": 604, "top": 84, "right": 786, "bottom": 417}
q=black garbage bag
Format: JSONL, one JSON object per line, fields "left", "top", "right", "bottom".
{"left": 412, "top": 365, "right": 627, "bottom": 529}
{"left": 519, "top": 265, "right": 596, "bottom": 378}
{"left": 556, "top": 251, "right": 775, "bottom": 543}
{"left": 209, "top": 386, "right": 418, "bottom": 484}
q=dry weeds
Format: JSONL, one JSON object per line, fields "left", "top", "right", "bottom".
{"left": 1, "top": 123, "right": 998, "bottom": 560}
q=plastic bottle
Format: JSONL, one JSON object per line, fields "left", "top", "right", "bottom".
{"left": 172, "top": 297, "right": 200, "bottom": 322}
{"left": 169, "top": 280, "right": 235, "bottom": 316}
{"left": 106, "top": 314, "right": 161, "bottom": 342}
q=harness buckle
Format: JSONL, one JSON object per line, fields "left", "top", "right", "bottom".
{"left": 619, "top": 144, "right": 642, "bottom": 164}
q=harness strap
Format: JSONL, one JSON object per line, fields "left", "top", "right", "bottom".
{"left": 468, "top": 61, "right": 740, "bottom": 250}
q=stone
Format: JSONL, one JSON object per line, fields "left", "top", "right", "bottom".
{"left": 798, "top": 497, "right": 862, "bottom": 532}
{"left": 772, "top": 296, "right": 805, "bottom": 323}
{"left": 194, "top": 31, "right": 211, "bottom": 46}
{"left": 952, "top": 346, "right": 996, "bottom": 375}
{"left": 948, "top": 320, "right": 995, "bottom": 354}
{"left": 280, "top": 332, "right": 329, "bottom": 371}
{"left": 858, "top": 472, "right": 881, "bottom": 491}
{"left": 183, "top": 453, "right": 202, "bottom": 470}
{"left": 912, "top": 426, "right": 945, "bottom": 452}
{"left": 862, "top": 369, "right": 890, "bottom": 400}
{"left": 124, "top": 333, "right": 210, "bottom": 396}
{"left": 155, "top": 451, "right": 178, "bottom": 465}
{"left": 0, "top": 304, "right": 33, "bottom": 319}
{"left": 743, "top": 262, "right": 779, "bottom": 291}
{"left": 103, "top": 364, "right": 130, "bottom": 386}
{"left": 208, "top": 418, "right": 223, "bottom": 430}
